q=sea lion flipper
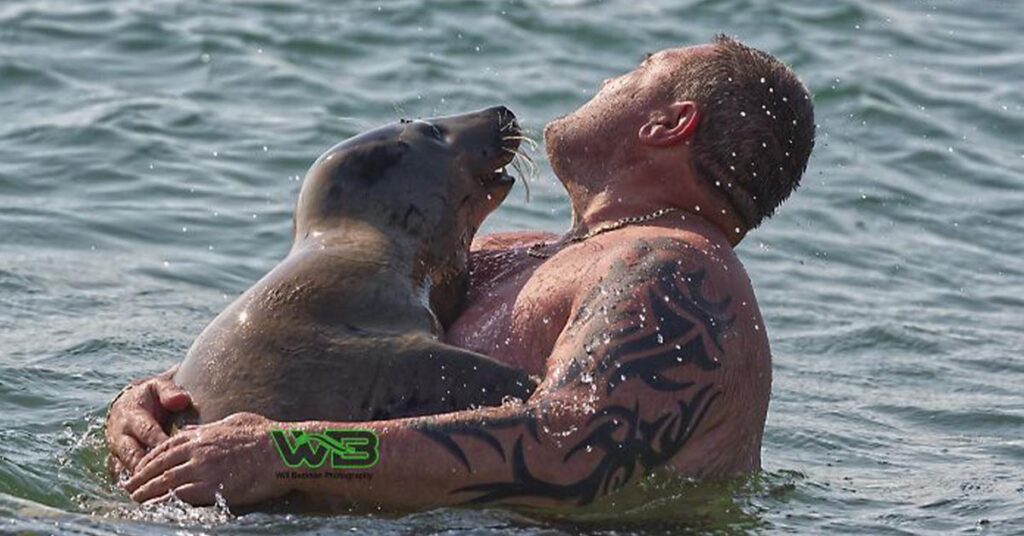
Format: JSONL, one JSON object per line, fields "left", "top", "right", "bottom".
{"left": 364, "top": 338, "right": 537, "bottom": 419}
{"left": 417, "top": 340, "right": 538, "bottom": 411}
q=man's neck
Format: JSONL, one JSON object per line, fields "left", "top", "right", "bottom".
{"left": 565, "top": 174, "right": 746, "bottom": 246}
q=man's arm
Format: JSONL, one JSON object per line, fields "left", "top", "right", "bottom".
{"left": 124, "top": 238, "right": 762, "bottom": 508}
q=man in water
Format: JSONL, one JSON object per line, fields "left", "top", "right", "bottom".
{"left": 107, "top": 35, "right": 815, "bottom": 508}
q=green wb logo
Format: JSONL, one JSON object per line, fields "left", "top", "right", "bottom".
{"left": 269, "top": 429, "right": 379, "bottom": 469}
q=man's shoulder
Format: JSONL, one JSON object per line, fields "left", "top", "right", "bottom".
{"left": 591, "top": 225, "right": 746, "bottom": 286}
{"left": 566, "top": 225, "right": 761, "bottom": 338}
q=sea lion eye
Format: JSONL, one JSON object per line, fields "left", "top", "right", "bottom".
{"left": 415, "top": 122, "right": 445, "bottom": 143}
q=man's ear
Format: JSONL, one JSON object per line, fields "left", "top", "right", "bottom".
{"left": 637, "top": 101, "right": 700, "bottom": 147}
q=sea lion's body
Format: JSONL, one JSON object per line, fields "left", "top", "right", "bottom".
{"left": 173, "top": 107, "right": 535, "bottom": 424}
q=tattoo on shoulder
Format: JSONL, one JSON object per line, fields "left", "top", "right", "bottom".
{"left": 416, "top": 239, "right": 736, "bottom": 506}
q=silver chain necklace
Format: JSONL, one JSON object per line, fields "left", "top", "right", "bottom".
{"left": 526, "top": 207, "right": 680, "bottom": 259}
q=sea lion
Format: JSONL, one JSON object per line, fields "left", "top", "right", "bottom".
{"left": 172, "top": 106, "right": 536, "bottom": 425}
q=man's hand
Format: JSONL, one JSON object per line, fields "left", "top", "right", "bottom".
{"left": 105, "top": 367, "right": 192, "bottom": 476}
{"left": 123, "top": 412, "right": 287, "bottom": 506}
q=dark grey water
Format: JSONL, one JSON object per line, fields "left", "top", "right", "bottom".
{"left": 1, "top": 0, "right": 1022, "bottom": 534}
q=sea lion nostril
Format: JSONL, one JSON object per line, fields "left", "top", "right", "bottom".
{"left": 492, "top": 104, "right": 514, "bottom": 121}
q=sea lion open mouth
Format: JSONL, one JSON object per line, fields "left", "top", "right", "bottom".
{"left": 484, "top": 164, "right": 516, "bottom": 188}
{"left": 481, "top": 109, "right": 521, "bottom": 189}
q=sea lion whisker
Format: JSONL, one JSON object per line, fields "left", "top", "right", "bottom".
{"left": 499, "top": 120, "right": 521, "bottom": 134}
{"left": 506, "top": 146, "right": 539, "bottom": 178}
{"left": 503, "top": 147, "right": 536, "bottom": 203}
{"left": 510, "top": 157, "right": 531, "bottom": 203}
{"left": 501, "top": 135, "right": 539, "bottom": 151}
{"left": 502, "top": 146, "right": 534, "bottom": 172}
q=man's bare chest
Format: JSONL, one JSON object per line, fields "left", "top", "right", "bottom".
{"left": 446, "top": 254, "right": 575, "bottom": 377}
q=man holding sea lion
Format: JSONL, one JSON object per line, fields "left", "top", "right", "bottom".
{"left": 107, "top": 35, "right": 815, "bottom": 509}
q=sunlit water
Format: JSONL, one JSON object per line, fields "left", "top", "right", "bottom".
{"left": 1, "top": 0, "right": 1021, "bottom": 534}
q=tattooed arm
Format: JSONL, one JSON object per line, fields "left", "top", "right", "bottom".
{"left": 124, "top": 238, "right": 770, "bottom": 509}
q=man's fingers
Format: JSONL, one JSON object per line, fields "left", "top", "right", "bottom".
{"left": 163, "top": 482, "right": 216, "bottom": 507}
{"left": 129, "top": 463, "right": 194, "bottom": 503}
{"left": 124, "top": 437, "right": 191, "bottom": 492}
{"left": 107, "top": 454, "right": 127, "bottom": 480}
{"left": 129, "top": 415, "right": 169, "bottom": 449}
{"left": 109, "top": 433, "right": 146, "bottom": 474}
{"left": 156, "top": 382, "right": 192, "bottom": 413}
{"left": 133, "top": 430, "right": 187, "bottom": 472}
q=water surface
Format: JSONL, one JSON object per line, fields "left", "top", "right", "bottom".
{"left": 1, "top": 0, "right": 1022, "bottom": 533}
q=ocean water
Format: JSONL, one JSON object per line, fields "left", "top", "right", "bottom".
{"left": 1, "top": 0, "right": 1022, "bottom": 533}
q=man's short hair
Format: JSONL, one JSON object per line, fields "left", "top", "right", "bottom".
{"left": 677, "top": 34, "right": 815, "bottom": 229}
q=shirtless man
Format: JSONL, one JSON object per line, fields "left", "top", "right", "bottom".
{"left": 106, "top": 35, "right": 815, "bottom": 509}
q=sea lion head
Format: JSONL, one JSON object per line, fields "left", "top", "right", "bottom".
{"left": 294, "top": 106, "right": 522, "bottom": 323}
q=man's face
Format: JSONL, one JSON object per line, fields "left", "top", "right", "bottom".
{"left": 543, "top": 45, "right": 712, "bottom": 182}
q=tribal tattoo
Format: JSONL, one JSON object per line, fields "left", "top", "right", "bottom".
{"left": 417, "top": 240, "right": 735, "bottom": 506}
